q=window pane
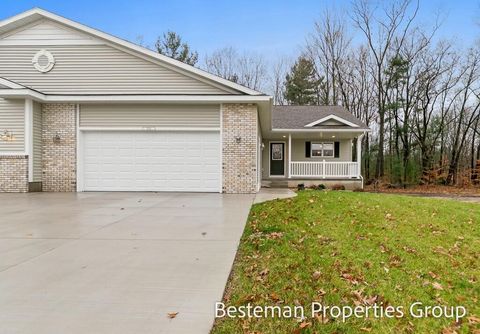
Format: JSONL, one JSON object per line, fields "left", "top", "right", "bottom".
{"left": 323, "top": 143, "right": 334, "bottom": 157}
{"left": 271, "top": 144, "right": 283, "bottom": 160}
{"left": 311, "top": 143, "right": 323, "bottom": 157}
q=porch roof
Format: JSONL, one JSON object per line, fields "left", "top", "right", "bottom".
{"left": 272, "top": 105, "right": 370, "bottom": 130}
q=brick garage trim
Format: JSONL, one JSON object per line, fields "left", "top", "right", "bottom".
{"left": 221, "top": 103, "right": 258, "bottom": 194}
{"left": 0, "top": 155, "right": 28, "bottom": 192}
{"left": 42, "top": 103, "right": 77, "bottom": 192}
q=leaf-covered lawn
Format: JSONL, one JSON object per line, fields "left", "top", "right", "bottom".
{"left": 212, "top": 191, "right": 480, "bottom": 334}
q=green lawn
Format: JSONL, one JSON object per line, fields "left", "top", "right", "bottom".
{"left": 212, "top": 191, "right": 480, "bottom": 334}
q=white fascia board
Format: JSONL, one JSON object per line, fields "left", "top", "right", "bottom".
{"left": 0, "top": 8, "right": 264, "bottom": 96}
{"left": 272, "top": 128, "right": 371, "bottom": 133}
{"left": 0, "top": 89, "right": 272, "bottom": 104}
{"left": 304, "top": 114, "right": 360, "bottom": 128}
{"left": 0, "top": 88, "right": 45, "bottom": 100}
{"left": 49, "top": 95, "right": 272, "bottom": 103}
{"left": 0, "top": 77, "right": 25, "bottom": 89}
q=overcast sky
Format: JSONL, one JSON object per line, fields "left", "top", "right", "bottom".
{"left": 1, "top": 0, "right": 479, "bottom": 63}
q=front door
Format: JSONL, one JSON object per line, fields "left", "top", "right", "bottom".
{"left": 270, "top": 142, "right": 285, "bottom": 176}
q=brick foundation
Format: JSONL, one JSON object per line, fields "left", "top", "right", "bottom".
{"left": 42, "top": 103, "right": 77, "bottom": 192}
{"left": 0, "top": 155, "right": 28, "bottom": 192}
{"left": 222, "top": 103, "right": 258, "bottom": 194}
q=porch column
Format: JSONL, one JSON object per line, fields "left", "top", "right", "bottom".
{"left": 288, "top": 133, "right": 292, "bottom": 178}
{"left": 356, "top": 134, "right": 364, "bottom": 177}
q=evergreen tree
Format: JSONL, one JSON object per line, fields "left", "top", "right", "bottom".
{"left": 284, "top": 56, "right": 322, "bottom": 105}
{"left": 155, "top": 31, "right": 198, "bottom": 66}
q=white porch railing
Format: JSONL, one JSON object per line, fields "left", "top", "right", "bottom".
{"left": 289, "top": 161, "right": 359, "bottom": 178}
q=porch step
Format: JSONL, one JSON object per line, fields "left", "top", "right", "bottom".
{"left": 262, "top": 180, "right": 289, "bottom": 188}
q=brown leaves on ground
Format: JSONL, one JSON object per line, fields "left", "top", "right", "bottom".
{"left": 312, "top": 271, "right": 321, "bottom": 280}
{"left": 467, "top": 315, "right": 480, "bottom": 324}
{"left": 365, "top": 184, "right": 480, "bottom": 196}
{"left": 255, "top": 268, "right": 269, "bottom": 282}
{"left": 299, "top": 321, "right": 311, "bottom": 329}
{"left": 351, "top": 288, "right": 379, "bottom": 306}
{"left": 432, "top": 282, "right": 444, "bottom": 290}
{"left": 266, "top": 232, "right": 283, "bottom": 240}
{"left": 269, "top": 292, "right": 281, "bottom": 303}
{"left": 340, "top": 272, "right": 363, "bottom": 285}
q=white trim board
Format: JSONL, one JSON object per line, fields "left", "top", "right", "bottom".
{"left": 0, "top": 77, "right": 25, "bottom": 89}
{"left": 0, "top": 89, "right": 271, "bottom": 104}
{"left": 304, "top": 114, "right": 359, "bottom": 128}
{"left": 24, "top": 98, "right": 33, "bottom": 182}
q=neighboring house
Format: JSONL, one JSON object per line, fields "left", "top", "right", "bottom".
{"left": 0, "top": 8, "right": 370, "bottom": 194}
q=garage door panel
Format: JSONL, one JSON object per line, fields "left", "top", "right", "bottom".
{"left": 82, "top": 131, "right": 221, "bottom": 192}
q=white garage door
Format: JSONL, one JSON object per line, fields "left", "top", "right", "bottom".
{"left": 82, "top": 131, "right": 221, "bottom": 192}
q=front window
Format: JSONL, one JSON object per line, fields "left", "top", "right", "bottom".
{"left": 311, "top": 142, "right": 335, "bottom": 158}
{"left": 323, "top": 143, "right": 334, "bottom": 157}
{"left": 311, "top": 143, "right": 323, "bottom": 157}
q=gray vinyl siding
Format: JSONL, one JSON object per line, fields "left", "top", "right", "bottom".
{"left": 0, "top": 98, "right": 24, "bottom": 152}
{"left": 0, "top": 44, "right": 235, "bottom": 95}
{"left": 32, "top": 101, "right": 42, "bottom": 182}
{"left": 80, "top": 104, "right": 221, "bottom": 129}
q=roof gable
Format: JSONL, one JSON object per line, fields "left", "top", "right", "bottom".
{"left": 304, "top": 114, "right": 359, "bottom": 128}
{"left": 272, "top": 105, "right": 369, "bottom": 130}
{"left": 0, "top": 8, "right": 263, "bottom": 96}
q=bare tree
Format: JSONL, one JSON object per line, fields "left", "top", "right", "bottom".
{"left": 268, "top": 57, "right": 291, "bottom": 105}
{"left": 351, "top": 0, "right": 420, "bottom": 179}
{"left": 204, "top": 47, "right": 267, "bottom": 91}
{"left": 446, "top": 48, "right": 480, "bottom": 184}
{"left": 306, "top": 9, "right": 351, "bottom": 105}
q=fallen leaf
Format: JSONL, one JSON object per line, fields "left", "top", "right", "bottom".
{"left": 270, "top": 292, "right": 280, "bottom": 302}
{"left": 299, "top": 321, "right": 311, "bottom": 329}
{"left": 432, "top": 282, "right": 444, "bottom": 290}
{"left": 360, "top": 327, "right": 372, "bottom": 332}
{"left": 312, "top": 271, "right": 321, "bottom": 280}
{"left": 167, "top": 312, "right": 178, "bottom": 319}
{"left": 467, "top": 315, "right": 480, "bottom": 324}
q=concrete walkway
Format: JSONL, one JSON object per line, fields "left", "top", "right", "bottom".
{"left": 0, "top": 192, "right": 254, "bottom": 334}
{"left": 253, "top": 188, "right": 297, "bottom": 204}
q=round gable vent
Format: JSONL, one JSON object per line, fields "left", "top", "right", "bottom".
{"left": 32, "top": 49, "right": 55, "bottom": 73}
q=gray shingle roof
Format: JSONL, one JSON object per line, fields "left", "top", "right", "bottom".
{"left": 272, "top": 105, "right": 369, "bottom": 130}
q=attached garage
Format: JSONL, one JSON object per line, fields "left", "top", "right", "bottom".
{"left": 78, "top": 104, "right": 222, "bottom": 192}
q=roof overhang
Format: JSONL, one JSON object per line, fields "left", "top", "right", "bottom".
{"left": 266, "top": 128, "right": 370, "bottom": 140}
{"left": 0, "top": 8, "right": 265, "bottom": 96}
{"left": 0, "top": 77, "right": 25, "bottom": 89}
{"left": 0, "top": 89, "right": 272, "bottom": 104}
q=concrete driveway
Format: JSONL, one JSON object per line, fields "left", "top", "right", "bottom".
{"left": 0, "top": 192, "right": 254, "bottom": 334}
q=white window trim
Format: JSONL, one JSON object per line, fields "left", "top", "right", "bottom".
{"left": 304, "top": 114, "right": 359, "bottom": 128}
{"left": 311, "top": 142, "right": 335, "bottom": 158}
